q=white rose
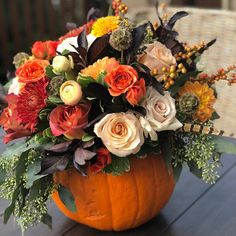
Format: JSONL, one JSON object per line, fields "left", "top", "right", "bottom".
{"left": 94, "top": 112, "right": 144, "bottom": 157}
{"left": 140, "top": 87, "right": 182, "bottom": 140}
{"left": 57, "top": 34, "right": 97, "bottom": 54}
{"left": 8, "top": 77, "right": 22, "bottom": 95}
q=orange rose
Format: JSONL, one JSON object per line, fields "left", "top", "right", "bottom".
{"left": 90, "top": 148, "right": 112, "bottom": 173}
{"left": 49, "top": 102, "right": 91, "bottom": 139}
{"left": 32, "top": 40, "right": 58, "bottom": 60}
{"left": 16, "top": 59, "right": 49, "bottom": 83}
{"left": 104, "top": 65, "right": 138, "bottom": 96}
{"left": 126, "top": 78, "right": 146, "bottom": 106}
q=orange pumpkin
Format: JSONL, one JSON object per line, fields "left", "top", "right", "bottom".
{"left": 52, "top": 154, "right": 175, "bottom": 231}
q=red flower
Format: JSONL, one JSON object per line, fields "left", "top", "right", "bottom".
{"left": 90, "top": 148, "right": 112, "bottom": 173}
{"left": 16, "top": 59, "right": 49, "bottom": 83}
{"left": 16, "top": 77, "right": 49, "bottom": 132}
{"left": 105, "top": 65, "right": 138, "bottom": 96}
{"left": 126, "top": 78, "right": 146, "bottom": 106}
{"left": 0, "top": 94, "right": 31, "bottom": 144}
{"left": 49, "top": 102, "right": 91, "bottom": 139}
{"left": 32, "top": 40, "right": 59, "bottom": 60}
{"left": 58, "top": 21, "right": 95, "bottom": 43}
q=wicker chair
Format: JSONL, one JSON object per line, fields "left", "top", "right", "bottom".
{"left": 129, "top": 7, "right": 236, "bottom": 72}
{"left": 129, "top": 7, "right": 236, "bottom": 136}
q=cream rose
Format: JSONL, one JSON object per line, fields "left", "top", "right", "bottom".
{"left": 140, "top": 87, "right": 182, "bottom": 140}
{"left": 94, "top": 112, "right": 144, "bottom": 157}
{"left": 60, "top": 80, "right": 82, "bottom": 106}
{"left": 138, "top": 41, "right": 176, "bottom": 79}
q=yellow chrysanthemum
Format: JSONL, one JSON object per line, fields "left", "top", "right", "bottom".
{"left": 91, "top": 16, "right": 119, "bottom": 37}
{"left": 80, "top": 57, "right": 119, "bottom": 79}
{"left": 178, "top": 81, "right": 216, "bottom": 122}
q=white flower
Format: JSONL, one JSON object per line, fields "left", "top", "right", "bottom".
{"left": 52, "top": 55, "right": 71, "bottom": 74}
{"left": 8, "top": 77, "right": 21, "bottom": 95}
{"left": 140, "top": 87, "right": 182, "bottom": 140}
{"left": 94, "top": 112, "right": 144, "bottom": 157}
{"left": 57, "top": 34, "right": 97, "bottom": 54}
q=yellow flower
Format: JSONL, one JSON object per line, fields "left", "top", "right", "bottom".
{"left": 91, "top": 16, "right": 119, "bottom": 37}
{"left": 178, "top": 81, "right": 216, "bottom": 122}
{"left": 60, "top": 80, "right": 82, "bottom": 106}
{"left": 80, "top": 57, "right": 119, "bottom": 79}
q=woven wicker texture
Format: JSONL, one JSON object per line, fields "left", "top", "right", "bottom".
{"left": 129, "top": 7, "right": 236, "bottom": 137}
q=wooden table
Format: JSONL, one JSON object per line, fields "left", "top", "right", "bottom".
{"left": 1, "top": 152, "right": 236, "bottom": 236}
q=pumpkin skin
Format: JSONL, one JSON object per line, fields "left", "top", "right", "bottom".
{"left": 52, "top": 154, "right": 175, "bottom": 231}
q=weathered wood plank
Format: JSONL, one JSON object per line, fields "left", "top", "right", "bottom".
{"left": 161, "top": 161, "right": 236, "bottom": 236}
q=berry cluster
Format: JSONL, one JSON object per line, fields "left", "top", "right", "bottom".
{"left": 112, "top": 0, "right": 128, "bottom": 16}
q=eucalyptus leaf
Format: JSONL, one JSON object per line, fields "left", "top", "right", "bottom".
{"left": 103, "top": 155, "right": 130, "bottom": 175}
{"left": 41, "top": 213, "right": 52, "bottom": 229}
{"left": 58, "top": 185, "right": 77, "bottom": 212}
{"left": 39, "top": 155, "right": 69, "bottom": 175}
{"left": 47, "top": 96, "right": 63, "bottom": 105}
{"left": 74, "top": 147, "right": 96, "bottom": 166}
{"left": 25, "top": 159, "right": 45, "bottom": 189}
{"left": 15, "top": 151, "right": 28, "bottom": 184}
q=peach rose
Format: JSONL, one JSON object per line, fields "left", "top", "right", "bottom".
{"left": 49, "top": 102, "right": 91, "bottom": 139}
{"left": 16, "top": 59, "right": 49, "bottom": 83}
{"left": 94, "top": 112, "right": 144, "bottom": 157}
{"left": 60, "top": 80, "right": 83, "bottom": 106}
{"left": 140, "top": 87, "right": 182, "bottom": 140}
{"left": 138, "top": 41, "right": 176, "bottom": 78}
{"left": 126, "top": 78, "right": 146, "bottom": 106}
{"left": 104, "top": 65, "right": 138, "bottom": 96}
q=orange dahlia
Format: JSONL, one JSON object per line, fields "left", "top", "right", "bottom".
{"left": 178, "top": 81, "right": 216, "bottom": 122}
{"left": 80, "top": 57, "right": 119, "bottom": 79}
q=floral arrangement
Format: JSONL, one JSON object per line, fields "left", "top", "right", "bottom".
{"left": 1, "top": 0, "right": 236, "bottom": 231}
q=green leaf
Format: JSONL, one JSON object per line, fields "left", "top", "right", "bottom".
{"left": 41, "top": 213, "right": 52, "bottom": 229}
{"left": 211, "top": 111, "right": 220, "bottom": 120}
{"left": 15, "top": 151, "right": 28, "bottom": 184}
{"left": 4, "top": 184, "right": 21, "bottom": 224}
{"left": 176, "top": 111, "right": 187, "bottom": 122}
{"left": 65, "top": 71, "right": 75, "bottom": 81}
{"left": 96, "top": 71, "right": 107, "bottom": 87}
{"left": 77, "top": 74, "right": 96, "bottom": 88}
{"left": 4, "top": 203, "right": 15, "bottom": 224}
{"left": 43, "top": 128, "right": 53, "bottom": 138}
{"left": 58, "top": 185, "right": 77, "bottom": 212}
{"left": 46, "top": 65, "right": 57, "bottom": 78}
{"left": 47, "top": 95, "right": 63, "bottom": 105}
{"left": 103, "top": 155, "right": 130, "bottom": 175}
{"left": 39, "top": 108, "right": 51, "bottom": 120}
{"left": 213, "top": 136, "right": 236, "bottom": 155}
{"left": 28, "top": 179, "right": 43, "bottom": 201}
{"left": 61, "top": 49, "right": 71, "bottom": 56}
{"left": 168, "top": 71, "right": 201, "bottom": 96}
{"left": 173, "top": 164, "right": 183, "bottom": 182}
{"left": 188, "top": 160, "right": 202, "bottom": 179}
{"left": 25, "top": 159, "right": 44, "bottom": 189}
{"left": 82, "top": 133, "right": 94, "bottom": 142}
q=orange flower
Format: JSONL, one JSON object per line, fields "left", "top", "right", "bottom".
{"left": 32, "top": 40, "right": 58, "bottom": 60}
{"left": 80, "top": 57, "right": 119, "bottom": 80}
{"left": 16, "top": 59, "right": 49, "bottom": 83}
{"left": 126, "top": 78, "right": 146, "bottom": 106}
{"left": 178, "top": 81, "right": 216, "bottom": 122}
{"left": 90, "top": 148, "right": 112, "bottom": 173}
{"left": 105, "top": 65, "right": 138, "bottom": 96}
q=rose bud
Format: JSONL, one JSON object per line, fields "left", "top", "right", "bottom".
{"left": 60, "top": 80, "right": 83, "bottom": 106}
{"left": 52, "top": 55, "right": 71, "bottom": 74}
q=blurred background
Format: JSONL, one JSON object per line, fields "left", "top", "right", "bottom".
{"left": 0, "top": 0, "right": 236, "bottom": 83}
